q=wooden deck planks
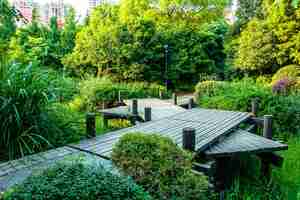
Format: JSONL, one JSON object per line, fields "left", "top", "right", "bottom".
{"left": 100, "top": 99, "right": 186, "bottom": 122}
{"left": 204, "top": 130, "right": 288, "bottom": 157}
{"left": 71, "top": 108, "right": 252, "bottom": 158}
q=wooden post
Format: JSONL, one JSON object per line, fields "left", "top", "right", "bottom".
{"left": 103, "top": 114, "right": 108, "bottom": 129}
{"left": 118, "top": 91, "right": 122, "bottom": 103}
{"left": 251, "top": 98, "right": 258, "bottom": 116}
{"left": 263, "top": 115, "right": 273, "bottom": 139}
{"left": 132, "top": 99, "right": 138, "bottom": 115}
{"left": 159, "top": 90, "right": 163, "bottom": 99}
{"left": 144, "top": 107, "right": 152, "bottom": 122}
{"left": 182, "top": 128, "right": 196, "bottom": 151}
{"left": 188, "top": 98, "right": 194, "bottom": 109}
{"left": 173, "top": 93, "right": 177, "bottom": 105}
{"left": 261, "top": 115, "right": 273, "bottom": 179}
{"left": 86, "top": 113, "right": 96, "bottom": 138}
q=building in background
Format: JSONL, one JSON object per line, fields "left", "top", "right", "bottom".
{"left": 88, "top": 0, "right": 102, "bottom": 14}
{"left": 12, "top": 0, "right": 69, "bottom": 27}
{"left": 41, "top": 0, "right": 66, "bottom": 27}
{"left": 12, "top": 0, "right": 38, "bottom": 23}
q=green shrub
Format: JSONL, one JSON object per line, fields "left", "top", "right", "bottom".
{"left": 194, "top": 80, "right": 225, "bottom": 101}
{"left": 3, "top": 162, "right": 152, "bottom": 200}
{"left": 111, "top": 133, "right": 209, "bottom": 200}
{"left": 196, "top": 79, "right": 300, "bottom": 136}
{"left": 77, "top": 76, "right": 168, "bottom": 111}
{"left": 272, "top": 65, "right": 300, "bottom": 83}
{"left": 46, "top": 103, "right": 86, "bottom": 146}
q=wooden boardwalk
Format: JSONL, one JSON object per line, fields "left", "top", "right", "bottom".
{"left": 0, "top": 147, "right": 112, "bottom": 192}
{"left": 70, "top": 108, "right": 254, "bottom": 158}
{"left": 0, "top": 98, "right": 288, "bottom": 192}
{"left": 101, "top": 98, "right": 186, "bottom": 121}
{"left": 204, "top": 129, "right": 287, "bottom": 157}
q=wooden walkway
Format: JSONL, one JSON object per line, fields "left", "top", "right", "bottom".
{"left": 101, "top": 98, "right": 186, "bottom": 121}
{"left": 0, "top": 147, "right": 112, "bottom": 192}
{"left": 204, "top": 129, "right": 287, "bottom": 157}
{"left": 0, "top": 98, "right": 288, "bottom": 192}
{"left": 70, "top": 108, "right": 255, "bottom": 158}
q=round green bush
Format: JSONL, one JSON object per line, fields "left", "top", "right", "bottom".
{"left": 111, "top": 133, "right": 209, "bottom": 200}
{"left": 272, "top": 65, "right": 300, "bottom": 83}
{"left": 3, "top": 162, "right": 152, "bottom": 200}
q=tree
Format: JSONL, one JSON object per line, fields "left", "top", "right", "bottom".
{"left": 61, "top": 6, "right": 77, "bottom": 55}
{"left": 0, "top": 0, "right": 16, "bottom": 59}
{"left": 234, "top": 0, "right": 264, "bottom": 33}
{"left": 234, "top": 0, "right": 300, "bottom": 75}
{"left": 64, "top": 1, "right": 228, "bottom": 85}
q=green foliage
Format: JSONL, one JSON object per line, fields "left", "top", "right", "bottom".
{"left": 224, "top": 178, "right": 285, "bottom": 200}
{"left": 0, "top": 0, "right": 16, "bottom": 54}
{"left": 194, "top": 80, "right": 225, "bottom": 100}
{"left": 234, "top": 0, "right": 300, "bottom": 75}
{"left": 111, "top": 133, "right": 209, "bottom": 200}
{"left": 0, "top": 62, "right": 52, "bottom": 159}
{"left": 3, "top": 161, "right": 152, "bottom": 200}
{"left": 273, "top": 136, "right": 300, "bottom": 199}
{"left": 64, "top": 2, "right": 228, "bottom": 86}
{"left": 234, "top": 0, "right": 264, "bottom": 33}
{"left": 46, "top": 103, "right": 85, "bottom": 146}
{"left": 272, "top": 65, "right": 300, "bottom": 83}
{"left": 60, "top": 6, "right": 77, "bottom": 56}
{"left": 196, "top": 79, "right": 300, "bottom": 135}
{"left": 0, "top": 62, "right": 86, "bottom": 160}
{"left": 76, "top": 76, "right": 167, "bottom": 111}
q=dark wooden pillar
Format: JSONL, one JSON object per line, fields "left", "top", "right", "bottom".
{"left": 173, "top": 93, "right": 177, "bottom": 105}
{"left": 188, "top": 98, "right": 194, "bottom": 109}
{"left": 132, "top": 99, "right": 138, "bottom": 115}
{"left": 182, "top": 128, "right": 196, "bottom": 151}
{"left": 251, "top": 98, "right": 258, "bottom": 116}
{"left": 103, "top": 114, "right": 108, "bottom": 129}
{"left": 261, "top": 115, "right": 273, "bottom": 179}
{"left": 86, "top": 113, "right": 96, "bottom": 138}
{"left": 144, "top": 107, "right": 152, "bottom": 122}
{"left": 263, "top": 115, "right": 273, "bottom": 139}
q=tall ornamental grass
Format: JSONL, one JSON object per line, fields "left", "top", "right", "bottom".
{"left": 0, "top": 62, "right": 51, "bottom": 159}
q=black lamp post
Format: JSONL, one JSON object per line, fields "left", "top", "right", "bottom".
{"left": 164, "top": 44, "right": 169, "bottom": 90}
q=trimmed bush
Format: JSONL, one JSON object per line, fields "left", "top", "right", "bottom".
{"left": 272, "top": 65, "right": 300, "bottom": 83}
{"left": 271, "top": 65, "right": 300, "bottom": 94}
{"left": 3, "top": 162, "right": 152, "bottom": 200}
{"left": 111, "top": 133, "right": 209, "bottom": 200}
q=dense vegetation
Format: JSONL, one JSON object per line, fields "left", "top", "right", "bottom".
{"left": 2, "top": 161, "right": 152, "bottom": 200}
{"left": 1, "top": 0, "right": 300, "bottom": 199}
{"left": 112, "top": 133, "right": 209, "bottom": 200}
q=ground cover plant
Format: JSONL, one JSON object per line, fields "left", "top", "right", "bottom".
{"left": 112, "top": 133, "right": 209, "bottom": 200}
{"left": 2, "top": 161, "right": 152, "bottom": 200}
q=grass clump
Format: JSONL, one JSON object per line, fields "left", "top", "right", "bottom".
{"left": 111, "top": 133, "right": 209, "bottom": 200}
